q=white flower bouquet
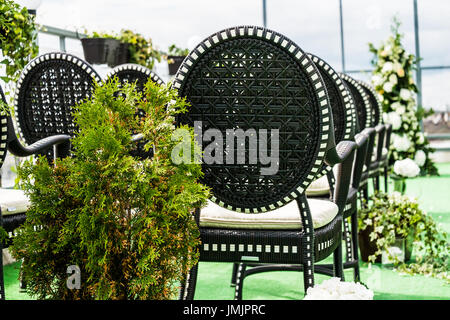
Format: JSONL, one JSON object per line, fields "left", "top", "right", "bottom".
{"left": 304, "top": 278, "right": 374, "bottom": 300}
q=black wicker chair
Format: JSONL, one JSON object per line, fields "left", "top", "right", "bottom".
{"left": 172, "top": 26, "right": 357, "bottom": 300}
{"left": 339, "top": 74, "right": 377, "bottom": 202}
{"left": 357, "top": 80, "right": 387, "bottom": 193}
{"left": 106, "top": 63, "right": 164, "bottom": 90}
{"left": 229, "top": 54, "right": 372, "bottom": 289}
{"left": 0, "top": 83, "right": 72, "bottom": 300}
{"left": 13, "top": 52, "right": 101, "bottom": 161}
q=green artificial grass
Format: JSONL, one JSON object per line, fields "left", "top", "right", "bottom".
{"left": 3, "top": 164, "right": 450, "bottom": 300}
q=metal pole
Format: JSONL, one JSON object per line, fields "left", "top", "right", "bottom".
{"left": 339, "top": 0, "right": 346, "bottom": 72}
{"left": 413, "top": 0, "right": 424, "bottom": 130}
{"left": 262, "top": 0, "right": 267, "bottom": 27}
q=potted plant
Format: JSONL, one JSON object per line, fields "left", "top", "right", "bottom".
{"left": 358, "top": 192, "right": 449, "bottom": 282}
{"left": 81, "top": 31, "right": 121, "bottom": 67}
{"left": 9, "top": 79, "right": 209, "bottom": 299}
{"left": 0, "top": 0, "right": 38, "bottom": 86}
{"left": 167, "top": 44, "right": 189, "bottom": 75}
{"left": 118, "top": 29, "right": 166, "bottom": 71}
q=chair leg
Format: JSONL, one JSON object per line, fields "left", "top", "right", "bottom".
{"left": 374, "top": 175, "right": 380, "bottom": 192}
{"left": 0, "top": 245, "right": 5, "bottom": 300}
{"left": 333, "top": 242, "right": 344, "bottom": 281}
{"left": 230, "top": 262, "right": 239, "bottom": 287}
{"left": 350, "top": 212, "right": 361, "bottom": 282}
{"left": 343, "top": 219, "right": 353, "bottom": 263}
{"left": 234, "top": 263, "right": 246, "bottom": 300}
{"left": 384, "top": 166, "right": 388, "bottom": 193}
{"left": 179, "top": 263, "right": 198, "bottom": 300}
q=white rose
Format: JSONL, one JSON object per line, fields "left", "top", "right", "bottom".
{"left": 393, "top": 158, "right": 420, "bottom": 178}
{"left": 382, "top": 62, "right": 394, "bottom": 74}
{"left": 391, "top": 102, "right": 401, "bottom": 110}
{"left": 400, "top": 88, "right": 412, "bottom": 101}
{"left": 389, "top": 74, "right": 398, "bottom": 85}
{"left": 371, "top": 74, "right": 383, "bottom": 87}
{"left": 414, "top": 150, "right": 426, "bottom": 167}
{"left": 392, "top": 134, "right": 412, "bottom": 152}
{"left": 383, "top": 82, "right": 394, "bottom": 93}
{"left": 385, "top": 111, "right": 402, "bottom": 130}
{"left": 395, "top": 104, "right": 406, "bottom": 115}
{"left": 393, "top": 62, "right": 403, "bottom": 73}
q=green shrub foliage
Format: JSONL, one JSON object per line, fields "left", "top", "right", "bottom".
{"left": 9, "top": 79, "right": 209, "bottom": 299}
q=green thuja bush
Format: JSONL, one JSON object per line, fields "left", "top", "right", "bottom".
{"left": 9, "top": 79, "right": 209, "bottom": 299}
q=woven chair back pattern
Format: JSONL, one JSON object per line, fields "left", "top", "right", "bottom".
{"left": 0, "top": 85, "right": 9, "bottom": 167}
{"left": 339, "top": 73, "right": 372, "bottom": 132}
{"left": 106, "top": 63, "right": 164, "bottom": 92}
{"left": 13, "top": 52, "right": 101, "bottom": 159}
{"left": 358, "top": 81, "right": 382, "bottom": 126}
{"left": 173, "top": 26, "right": 335, "bottom": 213}
{"left": 308, "top": 54, "right": 355, "bottom": 144}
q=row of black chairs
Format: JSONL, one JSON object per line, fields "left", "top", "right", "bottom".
{"left": 0, "top": 25, "right": 391, "bottom": 300}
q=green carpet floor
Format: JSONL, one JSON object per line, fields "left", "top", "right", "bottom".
{"left": 3, "top": 164, "right": 450, "bottom": 300}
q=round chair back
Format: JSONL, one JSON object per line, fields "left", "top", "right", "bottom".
{"left": 13, "top": 52, "right": 100, "bottom": 159}
{"left": 339, "top": 73, "right": 372, "bottom": 132}
{"left": 173, "top": 26, "right": 335, "bottom": 213}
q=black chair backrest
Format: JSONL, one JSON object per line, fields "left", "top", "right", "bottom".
{"left": 13, "top": 52, "right": 101, "bottom": 159}
{"left": 358, "top": 81, "right": 382, "bottom": 126}
{"left": 308, "top": 54, "right": 356, "bottom": 143}
{"left": 106, "top": 63, "right": 164, "bottom": 92}
{"left": 173, "top": 26, "right": 335, "bottom": 213}
{"left": 0, "top": 85, "right": 9, "bottom": 167}
{"left": 339, "top": 73, "right": 372, "bottom": 132}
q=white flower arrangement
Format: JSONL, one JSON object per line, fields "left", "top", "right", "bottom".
{"left": 399, "top": 88, "right": 412, "bottom": 101}
{"left": 369, "top": 17, "right": 438, "bottom": 176}
{"left": 383, "top": 111, "right": 402, "bottom": 130}
{"left": 414, "top": 150, "right": 426, "bottom": 166}
{"left": 393, "top": 158, "right": 420, "bottom": 178}
{"left": 392, "top": 133, "right": 411, "bottom": 152}
{"left": 303, "top": 278, "right": 374, "bottom": 300}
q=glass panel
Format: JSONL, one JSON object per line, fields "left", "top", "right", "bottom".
{"left": 342, "top": 0, "right": 415, "bottom": 72}
{"left": 267, "top": 0, "right": 342, "bottom": 68}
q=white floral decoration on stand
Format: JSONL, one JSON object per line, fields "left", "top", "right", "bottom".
{"left": 369, "top": 17, "right": 438, "bottom": 176}
{"left": 303, "top": 278, "right": 374, "bottom": 300}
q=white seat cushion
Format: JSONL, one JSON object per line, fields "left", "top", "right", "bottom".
{"left": 306, "top": 174, "right": 330, "bottom": 196}
{"left": 0, "top": 188, "right": 30, "bottom": 216}
{"left": 200, "top": 198, "right": 339, "bottom": 230}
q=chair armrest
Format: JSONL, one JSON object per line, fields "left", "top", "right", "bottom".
{"left": 131, "top": 133, "right": 144, "bottom": 143}
{"left": 326, "top": 140, "right": 357, "bottom": 212}
{"left": 6, "top": 116, "right": 71, "bottom": 158}
{"left": 325, "top": 140, "right": 357, "bottom": 167}
{"left": 351, "top": 132, "right": 370, "bottom": 189}
{"left": 374, "top": 124, "right": 386, "bottom": 162}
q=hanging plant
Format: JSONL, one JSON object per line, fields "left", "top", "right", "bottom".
{"left": 118, "top": 29, "right": 166, "bottom": 70}
{"left": 0, "top": 0, "right": 39, "bottom": 86}
{"left": 359, "top": 192, "right": 449, "bottom": 283}
{"left": 9, "top": 79, "right": 209, "bottom": 299}
{"left": 368, "top": 16, "right": 438, "bottom": 176}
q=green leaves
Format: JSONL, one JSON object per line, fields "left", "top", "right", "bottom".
{"left": 359, "top": 192, "right": 449, "bottom": 283}
{"left": 10, "top": 78, "right": 209, "bottom": 299}
{"left": 0, "top": 0, "right": 38, "bottom": 86}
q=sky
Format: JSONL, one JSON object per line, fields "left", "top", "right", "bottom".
{"left": 9, "top": 0, "right": 450, "bottom": 111}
